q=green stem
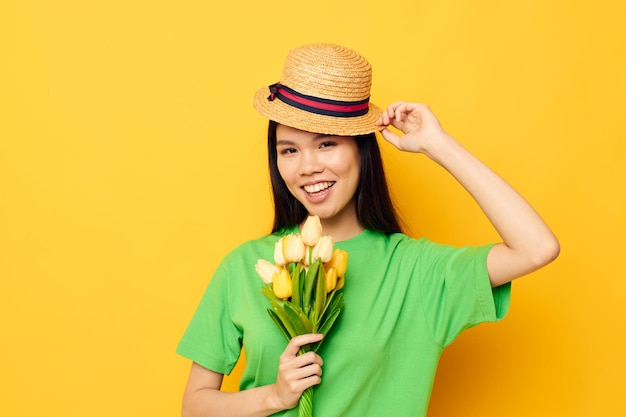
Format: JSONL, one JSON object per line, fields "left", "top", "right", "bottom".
{"left": 298, "top": 387, "right": 313, "bottom": 417}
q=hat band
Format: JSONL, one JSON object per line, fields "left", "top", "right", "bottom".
{"left": 267, "top": 83, "right": 370, "bottom": 118}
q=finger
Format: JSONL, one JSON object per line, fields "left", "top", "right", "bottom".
{"left": 292, "top": 360, "right": 323, "bottom": 383}
{"left": 288, "top": 370, "right": 322, "bottom": 392}
{"left": 277, "top": 350, "right": 323, "bottom": 375}
{"left": 291, "top": 350, "right": 324, "bottom": 368}
{"left": 384, "top": 104, "right": 401, "bottom": 123}
{"left": 395, "top": 102, "right": 416, "bottom": 122}
{"left": 289, "top": 360, "right": 323, "bottom": 381}
{"left": 282, "top": 334, "right": 323, "bottom": 357}
{"left": 386, "top": 100, "right": 405, "bottom": 112}
{"left": 384, "top": 102, "right": 399, "bottom": 121}
{"left": 375, "top": 110, "right": 389, "bottom": 126}
{"left": 379, "top": 128, "right": 402, "bottom": 149}
{"left": 278, "top": 352, "right": 323, "bottom": 389}
{"left": 278, "top": 366, "right": 322, "bottom": 392}
{"left": 394, "top": 103, "right": 406, "bottom": 122}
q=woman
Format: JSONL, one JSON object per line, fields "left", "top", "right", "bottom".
{"left": 177, "top": 43, "right": 559, "bottom": 417}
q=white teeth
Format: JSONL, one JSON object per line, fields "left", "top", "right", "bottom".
{"left": 304, "top": 182, "right": 333, "bottom": 194}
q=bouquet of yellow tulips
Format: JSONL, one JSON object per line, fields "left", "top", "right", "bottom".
{"left": 255, "top": 215, "right": 348, "bottom": 417}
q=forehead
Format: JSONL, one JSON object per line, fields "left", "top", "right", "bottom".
{"left": 277, "top": 123, "right": 323, "bottom": 138}
{"left": 276, "top": 124, "right": 349, "bottom": 143}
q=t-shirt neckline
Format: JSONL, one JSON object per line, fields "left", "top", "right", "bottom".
{"left": 280, "top": 225, "right": 381, "bottom": 251}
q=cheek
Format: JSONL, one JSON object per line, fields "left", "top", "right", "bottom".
{"left": 277, "top": 159, "right": 295, "bottom": 185}
{"left": 340, "top": 153, "right": 361, "bottom": 183}
{"left": 347, "top": 162, "right": 362, "bottom": 195}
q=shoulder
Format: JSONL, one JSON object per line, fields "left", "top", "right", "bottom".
{"left": 381, "top": 232, "right": 494, "bottom": 265}
{"left": 380, "top": 232, "right": 436, "bottom": 253}
{"left": 221, "top": 233, "right": 281, "bottom": 266}
{"left": 207, "top": 233, "right": 282, "bottom": 291}
{"left": 341, "top": 230, "right": 434, "bottom": 262}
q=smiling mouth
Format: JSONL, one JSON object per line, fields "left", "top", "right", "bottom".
{"left": 303, "top": 181, "right": 335, "bottom": 194}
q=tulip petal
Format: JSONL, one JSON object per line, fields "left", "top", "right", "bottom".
{"left": 329, "top": 249, "right": 348, "bottom": 277}
{"left": 282, "top": 234, "right": 305, "bottom": 263}
{"left": 256, "top": 259, "right": 280, "bottom": 284}
{"left": 312, "top": 236, "right": 334, "bottom": 263}
{"left": 274, "top": 239, "right": 286, "bottom": 266}
{"left": 325, "top": 268, "right": 337, "bottom": 292}
{"left": 301, "top": 215, "right": 322, "bottom": 246}
{"left": 272, "top": 269, "right": 292, "bottom": 299}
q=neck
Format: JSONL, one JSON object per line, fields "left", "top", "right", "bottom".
{"left": 322, "top": 220, "right": 364, "bottom": 242}
{"left": 302, "top": 211, "right": 363, "bottom": 242}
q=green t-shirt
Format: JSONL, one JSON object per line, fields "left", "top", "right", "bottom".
{"left": 177, "top": 228, "right": 511, "bottom": 416}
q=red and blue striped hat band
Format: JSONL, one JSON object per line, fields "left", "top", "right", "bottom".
{"left": 267, "top": 83, "right": 370, "bottom": 118}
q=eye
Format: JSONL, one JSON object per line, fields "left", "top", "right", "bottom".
{"left": 319, "top": 141, "right": 336, "bottom": 149}
{"left": 278, "top": 147, "right": 297, "bottom": 155}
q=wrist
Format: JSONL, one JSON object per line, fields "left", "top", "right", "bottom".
{"left": 265, "top": 383, "right": 291, "bottom": 414}
{"left": 421, "top": 129, "right": 455, "bottom": 161}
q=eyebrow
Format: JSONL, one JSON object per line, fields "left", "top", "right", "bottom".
{"left": 276, "top": 133, "right": 332, "bottom": 146}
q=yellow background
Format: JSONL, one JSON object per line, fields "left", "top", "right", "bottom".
{"left": 1, "top": 1, "right": 624, "bottom": 416}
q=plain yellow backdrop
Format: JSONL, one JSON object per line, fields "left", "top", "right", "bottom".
{"left": 1, "top": 0, "right": 624, "bottom": 416}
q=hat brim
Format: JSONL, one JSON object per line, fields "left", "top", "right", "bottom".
{"left": 253, "top": 86, "right": 384, "bottom": 136}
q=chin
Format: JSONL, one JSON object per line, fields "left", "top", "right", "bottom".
{"left": 309, "top": 207, "right": 350, "bottom": 223}
{"left": 299, "top": 199, "right": 355, "bottom": 223}
{"left": 300, "top": 206, "right": 331, "bottom": 220}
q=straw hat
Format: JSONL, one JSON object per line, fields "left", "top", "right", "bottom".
{"left": 253, "top": 43, "right": 383, "bottom": 136}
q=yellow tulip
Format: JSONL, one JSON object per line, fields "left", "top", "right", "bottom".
{"left": 328, "top": 249, "right": 348, "bottom": 277}
{"left": 282, "top": 234, "right": 305, "bottom": 263}
{"left": 272, "top": 268, "right": 292, "bottom": 299}
{"left": 336, "top": 274, "right": 345, "bottom": 290}
{"left": 301, "top": 215, "right": 322, "bottom": 246}
{"left": 255, "top": 259, "right": 281, "bottom": 285}
{"left": 312, "top": 235, "right": 334, "bottom": 263}
{"left": 325, "top": 267, "right": 338, "bottom": 292}
{"left": 274, "top": 238, "right": 286, "bottom": 266}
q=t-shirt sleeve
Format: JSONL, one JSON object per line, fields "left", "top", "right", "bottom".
{"left": 418, "top": 242, "right": 511, "bottom": 347}
{"left": 176, "top": 260, "right": 243, "bottom": 375}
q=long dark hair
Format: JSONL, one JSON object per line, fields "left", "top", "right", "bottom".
{"left": 268, "top": 120, "right": 403, "bottom": 234}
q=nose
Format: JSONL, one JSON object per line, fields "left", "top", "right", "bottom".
{"left": 299, "top": 150, "right": 323, "bottom": 176}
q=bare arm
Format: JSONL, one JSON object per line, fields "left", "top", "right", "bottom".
{"left": 376, "top": 102, "right": 559, "bottom": 287}
{"left": 181, "top": 334, "right": 323, "bottom": 417}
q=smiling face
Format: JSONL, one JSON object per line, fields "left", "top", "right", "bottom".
{"left": 276, "top": 124, "right": 361, "bottom": 230}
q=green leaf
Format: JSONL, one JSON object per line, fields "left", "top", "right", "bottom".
{"left": 284, "top": 302, "right": 313, "bottom": 333}
{"left": 311, "top": 292, "right": 343, "bottom": 352}
{"left": 261, "top": 286, "right": 284, "bottom": 305}
{"left": 298, "top": 268, "right": 306, "bottom": 310}
{"left": 314, "top": 266, "right": 326, "bottom": 326}
{"left": 270, "top": 303, "right": 298, "bottom": 338}
{"left": 312, "top": 308, "right": 342, "bottom": 352}
{"left": 319, "top": 289, "right": 336, "bottom": 320}
{"left": 267, "top": 308, "right": 291, "bottom": 342}
{"left": 303, "top": 260, "right": 320, "bottom": 315}
{"left": 324, "top": 290, "right": 344, "bottom": 318}
{"left": 319, "top": 304, "right": 343, "bottom": 335}
{"left": 291, "top": 263, "right": 301, "bottom": 308}
{"left": 281, "top": 302, "right": 309, "bottom": 335}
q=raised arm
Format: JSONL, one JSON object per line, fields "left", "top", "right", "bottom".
{"left": 181, "top": 334, "right": 323, "bottom": 417}
{"left": 376, "top": 102, "right": 559, "bottom": 286}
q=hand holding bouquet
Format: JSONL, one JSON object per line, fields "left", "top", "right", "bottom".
{"left": 255, "top": 215, "right": 348, "bottom": 417}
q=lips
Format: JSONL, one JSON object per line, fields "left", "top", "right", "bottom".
{"left": 303, "top": 181, "right": 335, "bottom": 194}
